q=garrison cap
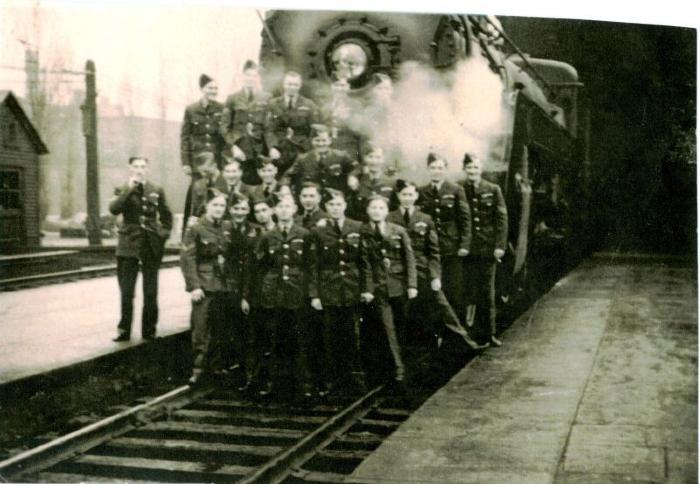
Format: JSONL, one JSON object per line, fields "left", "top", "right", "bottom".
{"left": 310, "top": 123, "right": 330, "bottom": 138}
{"left": 229, "top": 192, "right": 250, "bottom": 207}
{"left": 395, "top": 179, "right": 417, "bottom": 193}
{"left": 426, "top": 152, "right": 446, "bottom": 166}
{"left": 199, "top": 74, "right": 214, "bottom": 89}
{"left": 256, "top": 155, "right": 277, "bottom": 169}
{"left": 366, "top": 193, "right": 390, "bottom": 206}
{"left": 462, "top": 153, "right": 480, "bottom": 167}
{"left": 323, "top": 188, "right": 346, "bottom": 203}
{"left": 243, "top": 59, "right": 258, "bottom": 71}
{"left": 206, "top": 188, "right": 226, "bottom": 203}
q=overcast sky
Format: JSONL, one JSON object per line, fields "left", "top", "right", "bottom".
{"left": 1, "top": 0, "right": 696, "bottom": 121}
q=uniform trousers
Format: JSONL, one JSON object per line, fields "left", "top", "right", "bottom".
{"left": 116, "top": 246, "right": 161, "bottom": 338}
{"left": 407, "top": 277, "right": 462, "bottom": 345}
{"left": 441, "top": 254, "right": 466, "bottom": 322}
{"left": 363, "top": 296, "right": 406, "bottom": 381}
{"left": 463, "top": 255, "right": 497, "bottom": 344}
{"left": 321, "top": 305, "right": 365, "bottom": 388}
{"left": 257, "top": 308, "right": 313, "bottom": 392}
{"left": 190, "top": 291, "right": 230, "bottom": 373}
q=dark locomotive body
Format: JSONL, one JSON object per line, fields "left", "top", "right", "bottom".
{"left": 258, "top": 10, "right": 591, "bottom": 304}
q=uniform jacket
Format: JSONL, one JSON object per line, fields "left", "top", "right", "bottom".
{"left": 109, "top": 181, "right": 173, "bottom": 259}
{"left": 190, "top": 175, "right": 253, "bottom": 218}
{"left": 321, "top": 100, "right": 367, "bottom": 161}
{"left": 462, "top": 179, "right": 508, "bottom": 256}
{"left": 249, "top": 180, "right": 281, "bottom": 202}
{"left": 180, "top": 217, "right": 231, "bottom": 293}
{"left": 348, "top": 172, "right": 397, "bottom": 220}
{"left": 360, "top": 221, "right": 417, "bottom": 299}
{"left": 227, "top": 220, "right": 260, "bottom": 297}
{"left": 221, "top": 89, "right": 271, "bottom": 146}
{"left": 266, "top": 95, "right": 320, "bottom": 151}
{"left": 387, "top": 208, "right": 441, "bottom": 282}
{"left": 180, "top": 100, "right": 226, "bottom": 169}
{"left": 309, "top": 217, "right": 363, "bottom": 307}
{"left": 255, "top": 223, "right": 317, "bottom": 309}
{"left": 418, "top": 180, "right": 471, "bottom": 256}
{"left": 282, "top": 149, "right": 360, "bottom": 195}
{"left": 234, "top": 134, "right": 270, "bottom": 186}
{"left": 294, "top": 207, "right": 327, "bottom": 230}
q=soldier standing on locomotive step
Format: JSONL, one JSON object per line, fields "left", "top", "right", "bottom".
{"left": 110, "top": 157, "right": 173, "bottom": 342}
{"left": 462, "top": 154, "right": 508, "bottom": 348}
{"left": 418, "top": 153, "right": 471, "bottom": 323}
{"left": 360, "top": 194, "right": 417, "bottom": 386}
{"left": 180, "top": 74, "right": 226, "bottom": 236}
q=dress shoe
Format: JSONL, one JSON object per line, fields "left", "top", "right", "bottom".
{"left": 142, "top": 334, "right": 157, "bottom": 342}
{"left": 490, "top": 335, "right": 503, "bottom": 347}
{"left": 462, "top": 333, "right": 481, "bottom": 351}
{"left": 112, "top": 333, "right": 130, "bottom": 342}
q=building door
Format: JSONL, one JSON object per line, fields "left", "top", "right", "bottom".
{"left": 0, "top": 168, "right": 25, "bottom": 250}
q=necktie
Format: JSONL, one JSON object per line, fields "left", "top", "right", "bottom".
{"left": 303, "top": 213, "right": 311, "bottom": 226}
{"left": 263, "top": 185, "right": 270, "bottom": 198}
{"left": 374, "top": 222, "right": 382, "bottom": 239}
{"left": 282, "top": 226, "right": 288, "bottom": 239}
{"left": 403, "top": 209, "right": 410, "bottom": 226}
{"left": 287, "top": 96, "right": 293, "bottom": 110}
{"left": 334, "top": 220, "right": 341, "bottom": 234}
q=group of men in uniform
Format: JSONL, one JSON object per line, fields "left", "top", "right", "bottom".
{"left": 110, "top": 61, "right": 508, "bottom": 398}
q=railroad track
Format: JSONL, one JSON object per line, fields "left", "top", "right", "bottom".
{"left": 0, "top": 382, "right": 414, "bottom": 483}
{"left": 0, "top": 255, "right": 180, "bottom": 291}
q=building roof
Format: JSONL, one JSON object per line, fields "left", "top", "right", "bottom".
{"left": 0, "top": 90, "right": 49, "bottom": 154}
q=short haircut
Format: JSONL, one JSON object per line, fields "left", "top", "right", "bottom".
{"left": 284, "top": 70, "right": 302, "bottom": 81}
{"left": 323, "top": 188, "right": 346, "bottom": 203}
{"left": 367, "top": 194, "right": 389, "bottom": 206}
{"left": 223, "top": 158, "right": 242, "bottom": 169}
{"left": 194, "top": 152, "right": 215, "bottom": 166}
{"left": 229, "top": 192, "right": 250, "bottom": 207}
{"left": 252, "top": 197, "right": 271, "bottom": 208}
{"left": 129, "top": 156, "right": 148, "bottom": 164}
{"left": 275, "top": 193, "right": 296, "bottom": 206}
{"left": 299, "top": 181, "right": 321, "bottom": 195}
{"left": 257, "top": 156, "right": 277, "bottom": 169}
{"left": 310, "top": 124, "right": 330, "bottom": 138}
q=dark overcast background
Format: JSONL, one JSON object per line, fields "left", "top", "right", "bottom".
{"left": 501, "top": 17, "right": 697, "bottom": 255}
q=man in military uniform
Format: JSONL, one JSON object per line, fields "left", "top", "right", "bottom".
{"left": 266, "top": 71, "right": 320, "bottom": 177}
{"left": 321, "top": 78, "right": 366, "bottom": 162}
{"left": 180, "top": 74, "right": 227, "bottom": 235}
{"left": 360, "top": 195, "right": 417, "bottom": 385}
{"left": 308, "top": 189, "right": 366, "bottom": 393}
{"left": 388, "top": 180, "right": 479, "bottom": 350}
{"left": 255, "top": 194, "right": 317, "bottom": 398}
{"left": 418, "top": 153, "right": 471, "bottom": 322}
{"left": 180, "top": 190, "right": 232, "bottom": 384}
{"left": 221, "top": 60, "right": 272, "bottom": 149}
{"left": 282, "top": 124, "right": 360, "bottom": 196}
{"left": 295, "top": 182, "right": 327, "bottom": 229}
{"left": 348, "top": 144, "right": 396, "bottom": 221}
{"left": 110, "top": 157, "right": 173, "bottom": 342}
{"left": 189, "top": 157, "right": 253, "bottom": 224}
{"left": 231, "top": 112, "right": 280, "bottom": 186}
{"left": 462, "top": 154, "right": 508, "bottom": 348}
{"left": 248, "top": 157, "right": 282, "bottom": 202}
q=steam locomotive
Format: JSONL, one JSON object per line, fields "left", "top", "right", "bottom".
{"left": 256, "top": 11, "right": 591, "bottom": 305}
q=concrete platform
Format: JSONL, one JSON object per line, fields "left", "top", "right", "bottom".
{"left": 351, "top": 257, "right": 697, "bottom": 484}
{"left": 0, "top": 267, "right": 190, "bottom": 385}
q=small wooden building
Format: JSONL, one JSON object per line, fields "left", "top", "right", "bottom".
{"left": 0, "top": 91, "right": 49, "bottom": 250}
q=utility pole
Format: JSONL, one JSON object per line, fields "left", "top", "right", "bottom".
{"left": 82, "top": 60, "right": 101, "bottom": 246}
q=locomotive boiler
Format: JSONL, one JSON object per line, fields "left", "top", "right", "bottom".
{"left": 257, "top": 10, "right": 591, "bottom": 304}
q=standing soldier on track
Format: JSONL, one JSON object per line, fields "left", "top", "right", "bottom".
{"left": 462, "top": 154, "right": 508, "bottom": 348}
{"left": 180, "top": 74, "right": 226, "bottom": 235}
{"left": 266, "top": 71, "right": 320, "bottom": 177}
{"left": 110, "top": 157, "right": 173, "bottom": 343}
{"left": 360, "top": 195, "right": 417, "bottom": 387}
{"left": 180, "top": 190, "right": 234, "bottom": 385}
{"left": 308, "top": 189, "right": 367, "bottom": 394}
{"left": 418, "top": 153, "right": 471, "bottom": 323}
{"left": 282, "top": 124, "right": 360, "bottom": 196}
{"left": 388, "top": 180, "right": 479, "bottom": 350}
{"left": 254, "top": 194, "right": 317, "bottom": 398}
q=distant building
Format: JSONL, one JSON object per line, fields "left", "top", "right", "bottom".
{"left": 0, "top": 91, "right": 49, "bottom": 250}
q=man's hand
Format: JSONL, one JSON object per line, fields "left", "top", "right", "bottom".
{"left": 232, "top": 145, "right": 246, "bottom": 161}
{"left": 361, "top": 292, "right": 375, "bottom": 303}
{"left": 457, "top": 248, "right": 469, "bottom": 257}
{"left": 347, "top": 175, "right": 359, "bottom": 191}
{"left": 190, "top": 288, "right": 205, "bottom": 302}
{"left": 286, "top": 127, "right": 294, "bottom": 140}
{"left": 494, "top": 248, "right": 505, "bottom": 261}
{"left": 127, "top": 176, "right": 143, "bottom": 189}
{"left": 182, "top": 164, "right": 192, "bottom": 176}
{"left": 269, "top": 147, "right": 281, "bottom": 160}
{"left": 407, "top": 288, "right": 418, "bottom": 299}
{"left": 186, "top": 216, "right": 199, "bottom": 228}
{"left": 241, "top": 298, "right": 250, "bottom": 315}
{"left": 430, "top": 278, "right": 442, "bottom": 291}
{"left": 311, "top": 298, "right": 323, "bottom": 311}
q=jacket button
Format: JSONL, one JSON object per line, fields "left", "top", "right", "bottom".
{"left": 283, "top": 265, "right": 289, "bottom": 269}
{"left": 476, "top": 227, "right": 481, "bottom": 231}
{"left": 340, "top": 271, "right": 345, "bottom": 276}
{"left": 283, "top": 276, "right": 289, "bottom": 281}
{"left": 472, "top": 198, "right": 478, "bottom": 202}
{"left": 340, "top": 261, "right": 345, "bottom": 266}
{"left": 283, "top": 244, "right": 289, "bottom": 249}
{"left": 474, "top": 217, "right": 480, "bottom": 221}
{"left": 339, "top": 249, "right": 344, "bottom": 254}
{"left": 283, "top": 254, "right": 289, "bottom": 259}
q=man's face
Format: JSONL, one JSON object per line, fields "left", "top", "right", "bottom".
{"left": 365, "top": 150, "right": 385, "bottom": 174}
{"left": 242, "top": 68, "right": 259, "bottom": 89}
{"left": 397, "top": 186, "right": 418, "bottom": 208}
{"left": 299, "top": 188, "right": 321, "bottom": 211}
{"left": 223, "top": 163, "right": 242, "bottom": 184}
{"left": 198, "top": 160, "right": 218, "bottom": 178}
{"left": 253, "top": 203, "right": 272, "bottom": 224}
{"left": 311, "top": 132, "right": 332, "bottom": 152}
{"left": 428, "top": 159, "right": 447, "bottom": 182}
{"left": 275, "top": 197, "right": 297, "bottom": 222}
{"left": 464, "top": 159, "right": 482, "bottom": 182}
{"left": 201, "top": 81, "right": 218, "bottom": 101}
{"left": 229, "top": 201, "right": 250, "bottom": 221}
{"left": 325, "top": 197, "right": 346, "bottom": 219}
{"left": 207, "top": 195, "right": 227, "bottom": 219}
{"left": 282, "top": 75, "right": 301, "bottom": 97}
{"left": 258, "top": 164, "right": 278, "bottom": 183}
{"left": 129, "top": 158, "right": 148, "bottom": 181}
{"left": 367, "top": 199, "right": 388, "bottom": 222}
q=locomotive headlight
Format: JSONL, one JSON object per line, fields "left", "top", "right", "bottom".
{"left": 331, "top": 42, "right": 368, "bottom": 80}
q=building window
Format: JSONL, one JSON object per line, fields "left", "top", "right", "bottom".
{"left": 0, "top": 169, "right": 21, "bottom": 210}
{"left": 2, "top": 120, "right": 19, "bottom": 148}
